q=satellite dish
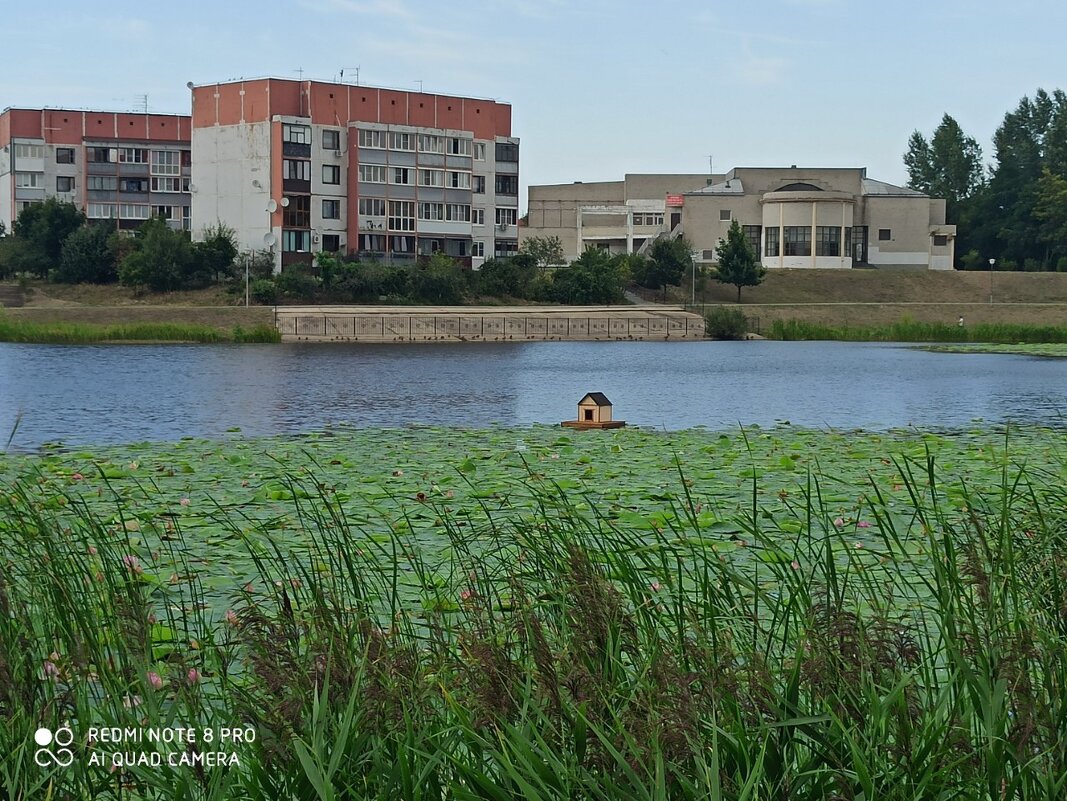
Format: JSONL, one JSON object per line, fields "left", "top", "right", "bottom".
{"left": 266, "top": 199, "right": 277, "bottom": 213}
{"left": 263, "top": 232, "right": 277, "bottom": 247}
{"left": 188, "top": 183, "right": 198, "bottom": 193}
{"left": 280, "top": 197, "right": 290, "bottom": 208}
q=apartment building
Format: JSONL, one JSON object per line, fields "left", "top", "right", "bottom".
{"left": 190, "top": 78, "right": 518, "bottom": 271}
{"left": 523, "top": 167, "right": 956, "bottom": 270}
{"left": 0, "top": 107, "right": 192, "bottom": 233}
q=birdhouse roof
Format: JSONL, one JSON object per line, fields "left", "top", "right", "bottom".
{"left": 579, "top": 392, "right": 612, "bottom": 407}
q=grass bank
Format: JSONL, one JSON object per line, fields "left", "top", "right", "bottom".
{"left": 922, "top": 343, "right": 1067, "bottom": 357}
{"left": 768, "top": 318, "right": 1067, "bottom": 343}
{"left": 2, "top": 426, "right": 1066, "bottom": 798}
{"left": 0, "top": 315, "right": 280, "bottom": 344}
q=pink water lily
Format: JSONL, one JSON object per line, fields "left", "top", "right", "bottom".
{"left": 650, "top": 581, "right": 662, "bottom": 592}
{"left": 225, "top": 609, "right": 239, "bottom": 626}
{"left": 146, "top": 671, "right": 163, "bottom": 690}
{"left": 857, "top": 520, "right": 871, "bottom": 529}
{"left": 187, "top": 668, "right": 201, "bottom": 685}
{"left": 122, "top": 554, "right": 143, "bottom": 575}
{"left": 179, "top": 497, "right": 190, "bottom": 507}
{"left": 71, "top": 473, "right": 84, "bottom": 481}
{"left": 791, "top": 560, "right": 801, "bottom": 570}
{"left": 833, "top": 517, "right": 845, "bottom": 528}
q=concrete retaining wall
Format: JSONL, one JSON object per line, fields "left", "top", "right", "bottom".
{"left": 275, "top": 305, "right": 705, "bottom": 342}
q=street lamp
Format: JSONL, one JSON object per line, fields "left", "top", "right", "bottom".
{"left": 988, "top": 258, "right": 995, "bottom": 304}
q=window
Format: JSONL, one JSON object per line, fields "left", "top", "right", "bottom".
{"left": 88, "top": 147, "right": 114, "bottom": 163}
{"left": 283, "top": 159, "right": 311, "bottom": 181}
{"left": 496, "top": 208, "right": 517, "bottom": 227}
{"left": 14, "top": 143, "right": 44, "bottom": 159}
{"left": 472, "top": 208, "right": 485, "bottom": 225}
{"left": 418, "top": 169, "right": 444, "bottom": 187}
{"left": 447, "top": 204, "right": 471, "bottom": 222}
{"left": 154, "top": 205, "right": 175, "bottom": 219}
{"left": 390, "top": 132, "right": 414, "bottom": 151}
{"left": 878, "top": 228, "right": 892, "bottom": 241}
{"left": 472, "top": 241, "right": 485, "bottom": 257}
{"left": 322, "top": 129, "right": 341, "bottom": 151}
{"left": 282, "top": 229, "right": 311, "bottom": 252}
{"left": 119, "top": 204, "right": 149, "bottom": 219}
{"left": 283, "top": 124, "right": 312, "bottom": 144}
{"left": 933, "top": 234, "right": 948, "bottom": 246}
{"left": 359, "top": 233, "right": 387, "bottom": 251}
{"left": 495, "top": 142, "right": 518, "bottom": 162}
{"left": 783, "top": 226, "right": 811, "bottom": 256}
{"left": 358, "top": 128, "right": 384, "bottom": 149}
{"left": 719, "top": 209, "right": 732, "bottom": 221}
{"left": 447, "top": 171, "right": 471, "bottom": 189}
{"left": 119, "top": 148, "right": 148, "bottom": 164}
{"left": 151, "top": 176, "right": 183, "bottom": 192}
{"left": 322, "top": 164, "right": 341, "bottom": 184}
{"left": 742, "top": 225, "right": 761, "bottom": 258}
{"left": 322, "top": 234, "right": 341, "bottom": 252}
{"left": 448, "top": 137, "right": 472, "bottom": 156}
{"left": 151, "top": 151, "right": 180, "bottom": 175}
{"left": 359, "top": 197, "right": 386, "bottom": 216}
{"left": 15, "top": 173, "right": 42, "bottom": 189}
{"left": 495, "top": 239, "right": 518, "bottom": 258}
{"left": 391, "top": 235, "right": 415, "bottom": 253}
{"left": 88, "top": 175, "right": 117, "bottom": 191}
{"left": 358, "top": 164, "right": 386, "bottom": 183}
{"left": 88, "top": 203, "right": 117, "bottom": 219}
{"left": 495, "top": 175, "right": 518, "bottom": 195}
{"left": 120, "top": 178, "right": 147, "bottom": 192}
{"left": 388, "top": 200, "right": 415, "bottom": 232}
{"left": 56, "top": 176, "right": 75, "bottom": 193}
{"left": 419, "top": 202, "right": 445, "bottom": 221}
{"left": 634, "top": 213, "right": 664, "bottom": 227}
{"left": 322, "top": 199, "right": 341, "bottom": 219}
{"left": 815, "top": 226, "right": 840, "bottom": 256}
{"left": 391, "top": 167, "right": 412, "bottom": 185}
{"left": 844, "top": 227, "right": 852, "bottom": 256}
{"left": 418, "top": 134, "right": 443, "bottom": 153}
{"left": 56, "top": 148, "right": 75, "bottom": 164}
{"left": 474, "top": 142, "right": 486, "bottom": 160}
{"left": 283, "top": 194, "right": 311, "bottom": 227}
{"left": 765, "top": 228, "right": 780, "bottom": 257}
{"left": 473, "top": 175, "right": 486, "bottom": 194}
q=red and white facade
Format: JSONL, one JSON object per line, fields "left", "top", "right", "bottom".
{"left": 190, "top": 78, "right": 518, "bottom": 270}
{"left": 0, "top": 108, "right": 192, "bottom": 232}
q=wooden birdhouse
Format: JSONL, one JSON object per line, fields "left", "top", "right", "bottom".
{"left": 562, "top": 392, "right": 626, "bottom": 429}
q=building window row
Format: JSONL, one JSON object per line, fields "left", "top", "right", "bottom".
{"left": 15, "top": 173, "right": 42, "bottom": 189}
{"left": 495, "top": 175, "right": 518, "bottom": 195}
{"left": 388, "top": 201, "right": 415, "bottom": 232}
{"left": 496, "top": 208, "right": 517, "bottom": 227}
{"left": 633, "top": 213, "right": 664, "bottom": 226}
{"left": 14, "top": 143, "right": 44, "bottom": 159}
{"left": 283, "top": 159, "right": 311, "bottom": 181}
{"left": 418, "top": 203, "right": 472, "bottom": 222}
{"left": 283, "top": 195, "right": 312, "bottom": 228}
{"left": 495, "top": 142, "right": 518, "bottom": 163}
{"left": 56, "top": 147, "right": 76, "bottom": 164}
{"left": 282, "top": 229, "right": 311, "bottom": 252}
{"left": 56, "top": 176, "right": 75, "bottom": 193}
{"left": 322, "top": 199, "right": 341, "bottom": 219}
{"left": 283, "top": 124, "right": 311, "bottom": 145}
{"left": 359, "top": 198, "right": 386, "bottom": 217}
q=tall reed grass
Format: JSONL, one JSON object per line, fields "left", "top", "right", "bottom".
{"left": 2, "top": 449, "right": 1065, "bottom": 799}
{"left": 769, "top": 318, "right": 1067, "bottom": 343}
{"left": 0, "top": 317, "right": 280, "bottom": 344}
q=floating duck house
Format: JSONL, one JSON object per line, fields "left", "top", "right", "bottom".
{"left": 561, "top": 392, "right": 626, "bottom": 430}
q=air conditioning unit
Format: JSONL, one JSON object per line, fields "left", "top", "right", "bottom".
{"left": 312, "top": 234, "right": 319, "bottom": 243}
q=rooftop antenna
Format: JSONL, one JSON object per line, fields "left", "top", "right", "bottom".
{"left": 294, "top": 67, "right": 304, "bottom": 80}
{"left": 415, "top": 79, "right": 423, "bottom": 93}
{"left": 136, "top": 94, "right": 149, "bottom": 113}
{"left": 341, "top": 66, "right": 360, "bottom": 85}
{"left": 708, "top": 154, "right": 713, "bottom": 178}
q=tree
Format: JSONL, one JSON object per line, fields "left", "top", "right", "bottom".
{"left": 640, "top": 236, "right": 693, "bottom": 298}
{"left": 1034, "top": 168, "right": 1067, "bottom": 262}
{"left": 118, "top": 217, "right": 195, "bottom": 291}
{"left": 11, "top": 198, "right": 85, "bottom": 277}
{"left": 192, "top": 222, "right": 238, "bottom": 285}
{"left": 518, "top": 235, "right": 565, "bottom": 270}
{"left": 547, "top": 248, "right": 629, "bottom": 304}
{"left": 903, "top": 114, "right": 984, "bottom": 223}
{"left": 53, "top": 222, "right": 116, "bottom": 283}
{"left": 713, "top": 220, "right": 765, "bottom": 302}
{"left": 982, "top": 89, "right": 1067, "bottom": 267}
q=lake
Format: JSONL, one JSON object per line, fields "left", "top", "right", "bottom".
{"left": 0, "top": 341, "right": 1063, "bottom": 449}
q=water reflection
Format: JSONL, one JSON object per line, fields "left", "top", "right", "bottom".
{"left": 0, "top": 341, "right": 1063, "bottom": 449}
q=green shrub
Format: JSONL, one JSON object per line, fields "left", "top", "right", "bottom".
{"left": 704, "top": 306, "right": 749, "bottom": 339}
{"left": 249, "top": 278, "right": 277, "bottom": 305}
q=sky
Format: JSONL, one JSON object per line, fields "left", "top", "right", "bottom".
{"left": 4, "top": 0, "right": 1066, "bottom": 209}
